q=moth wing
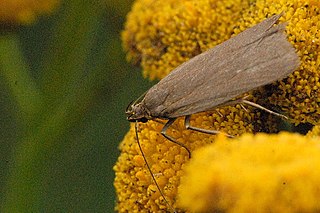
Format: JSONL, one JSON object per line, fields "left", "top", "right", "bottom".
{"left": 143, "top": 14, "right": 300, "bottom": 118}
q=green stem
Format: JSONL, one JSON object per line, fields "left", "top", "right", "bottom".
{"left": 0, "top": 35, "right": 43, "bottom": 121}
{"left": 40, "top": 0, "right": 105, "bottom": 103}
{"left": 2, "top": 76, "right": 96, "bottom": 212}
{"left": 1, "top": 1, "right": 108, "bottom": 211}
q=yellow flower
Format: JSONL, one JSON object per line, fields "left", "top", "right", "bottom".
{"left": 122, "top": 0, "right": 251, "bottom": 80}
{"left": 178, "top": 132, "right": 320, "bottom": 213}
{"left": 0, "top": 0, "right": 60, "bottom": 24}
{"left": 114, "top": 108, "right": 259, "bottom": 212}
{"left": 116, "top": 0, "right": 319, "bottom": 212}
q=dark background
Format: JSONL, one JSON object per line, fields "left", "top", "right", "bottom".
{"left": 0, "top": 0, "right": 153, "bottom": 212}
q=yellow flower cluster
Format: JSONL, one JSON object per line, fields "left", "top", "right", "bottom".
{"left": 122, "top": 0, "right": 251, "bottom": 80}
{"left": 114, "top": 107, "right": 259, "bottom": 212}
{"left": 178, "top": 133, "right": 320, "bottom": 213}
{"left": 116, "top": 0, "right": 319, "bottom": 212}
{"left": 0, "top": 0, "right": 60, "bottom": 24}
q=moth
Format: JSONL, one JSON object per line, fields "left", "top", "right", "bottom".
{"left": 125, "top": 13, "right": 300, "bottom": 212}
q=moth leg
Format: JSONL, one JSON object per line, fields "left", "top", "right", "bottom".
{"left": 152, "top": 118, "right": 166, "bottom": 125}
{"left": 161, "top": 118, "right": 192, "bottom": 158}
{"left": 185, "top": 115, "right": 234, "bottom": 138}
{"left": 225, "top": 99, "right": 288, "bottom": 119}
{"left": 239, "top": 104, "right": 248, "bottom": 112}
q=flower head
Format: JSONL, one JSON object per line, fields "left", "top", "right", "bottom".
{"left": 114, "top": 108, "right": 259, "bottom": 212}
{"left": 122, "top": 0, "right": 251, "bottom": 80}
{"left": 0, "top": 0, "right": 60, "bottom": 24}
{"left": 178, "top": 132, "right": 320, "bottom": 213}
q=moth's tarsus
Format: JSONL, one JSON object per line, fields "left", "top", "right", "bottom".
{"left": 161, "top": 118, "right": 192, "bottom": 158}
{"left": 185, "top": 115, "right": 233, "bottom": 138}
{"left": 225, "top": 98, "right": 289, "bottom": 120}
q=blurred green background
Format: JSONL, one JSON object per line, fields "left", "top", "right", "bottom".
{"left": 0, "top": 0, "right": 153, "bottom": 212}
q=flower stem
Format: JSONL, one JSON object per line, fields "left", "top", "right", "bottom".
{"left": 0, "top": 34, "right": 43, "bottom": 121}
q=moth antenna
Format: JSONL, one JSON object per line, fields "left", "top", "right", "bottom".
{"left": 134, "top": 121, "right": 177, "bottom": 213}
{"left": 152, "top": 118, "right": 166, "bottom": 125}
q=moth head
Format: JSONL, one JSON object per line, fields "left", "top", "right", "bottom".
{"left": 126, "top": 101, "right": 151, "bottom": 123}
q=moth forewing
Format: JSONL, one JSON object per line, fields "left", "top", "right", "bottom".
{"left": 142, "top": 17, "right": 299, "bottom": 119}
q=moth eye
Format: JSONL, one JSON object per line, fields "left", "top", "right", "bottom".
{"left": 140, "top": 117, "right": 148, "bottom": 123}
